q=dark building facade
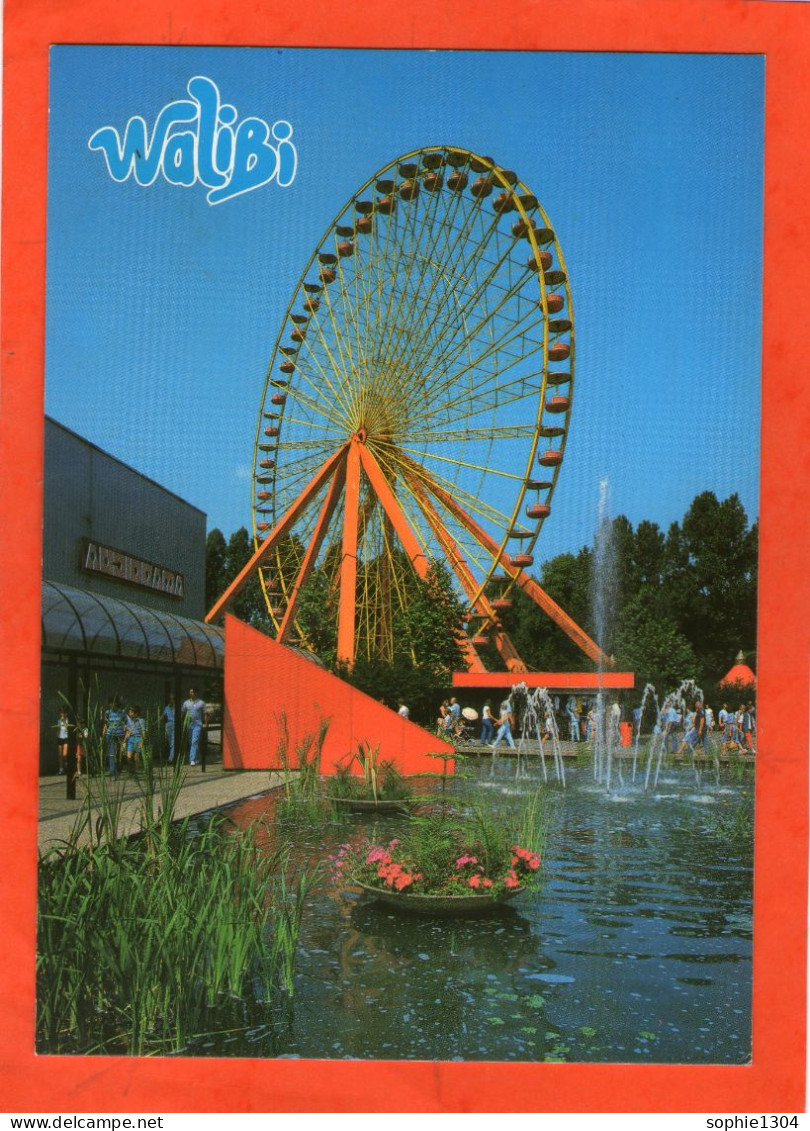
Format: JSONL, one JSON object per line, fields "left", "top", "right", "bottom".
{"left": 40, "top": 418, "right": 222, "bottom": 772}
{"left": 43, "top": 418, "right": 206, "bottom": 619}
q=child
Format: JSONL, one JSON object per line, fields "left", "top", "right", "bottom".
{"left": 124, "top": 705, "right": 146, "bottom": 770}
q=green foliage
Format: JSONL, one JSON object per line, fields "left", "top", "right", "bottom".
{"left": 36, "top": 738, "right": 318, "bottom": 1054}
{"left": 275, "top": 714, "right": 330, "bottom": 824}
{"left": 342, "top": 792, "right": 546, "bottom": 897}
{"left": 334, "top": 561, "right": 467, "bottom": 721}
{"left": 497, "top": 491, "right": 757, "bottom": 689}
{"left": 207, "top": 489, "right": 757, "bottom": 697}
{"left": 330, "top": 742, "right": 413, "bottom": 802}
{"left": 613, "top": 590, "right": 699, "bottom": 693}
{"left": 205, "top": 525, "right": 273, "bottom": 630}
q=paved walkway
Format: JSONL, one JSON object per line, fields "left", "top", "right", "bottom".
{"left": 38, "top": 747, "right": 283, "bottom": 852}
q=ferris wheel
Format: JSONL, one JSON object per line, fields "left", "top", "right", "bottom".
{"left": 208, "top": 146, "right": 605, "bottom": 672}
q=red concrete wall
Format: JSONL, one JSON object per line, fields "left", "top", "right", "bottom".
{"left": 223, "top": 615, "right": 455, "bottom": 774}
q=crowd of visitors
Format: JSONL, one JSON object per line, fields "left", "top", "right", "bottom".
{"left": 427, "top": 691, "right": 756, "bottom": 756}
{"left": 658, "top": 700, "right": 756, "bottom": 756}
{"left": 52, "top": 687, "right": 214, "bottom": 776}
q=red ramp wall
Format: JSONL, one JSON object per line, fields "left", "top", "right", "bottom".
{"left": 223, "top": 615, "right": 454, "bottom": 775}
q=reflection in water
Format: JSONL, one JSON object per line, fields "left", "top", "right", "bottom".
{"left": 191, "top": 760, "right": 752, "bottom": 1063}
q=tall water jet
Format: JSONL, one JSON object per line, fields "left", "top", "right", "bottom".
{"left": 591, "top": 478, "right": 619, "bottom": 790}
{"left": 643, "top": 677, "right": 706, "bottom": 789}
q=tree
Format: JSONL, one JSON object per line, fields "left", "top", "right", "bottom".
{"left": 205, "top": 528, "right": 228, "bottom": 611}
{"left": 661, "top": 492, "right": 757, "bottom": 681}
{"left": 204, "top": 525, "right": 273, "bottom": 631}
{"left": 497, "top": 548, "right": 597, "bottom": 671}
{"left": 613, "top": 591, "right": 699, "bottom": 695}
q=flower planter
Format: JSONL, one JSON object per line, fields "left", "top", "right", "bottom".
{"left": 328, "top": 795, "right": 412, "bottom": 814}
{"left": 356, "top": 882, "right": 524, "bottom": 916}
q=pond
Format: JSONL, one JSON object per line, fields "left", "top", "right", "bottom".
{"left": 191, "top": 757, "right": 753, "bottom": 1064}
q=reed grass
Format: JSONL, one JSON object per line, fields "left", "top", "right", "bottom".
{"left": 275, "top": 713, "right": 331, "bottom": 825}
{"left": 37, "top": 725, "right": 319, "bottom": 1055}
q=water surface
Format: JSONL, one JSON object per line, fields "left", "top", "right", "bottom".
{"left": 207, "top": 760, "right": 752, "bottom": 1063}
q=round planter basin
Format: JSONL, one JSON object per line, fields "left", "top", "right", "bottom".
{"left": 328, "top": 796, "right": 412, "bottom": 813}
{"left": 356, "top": 881, "right": 524, "bottom": 916}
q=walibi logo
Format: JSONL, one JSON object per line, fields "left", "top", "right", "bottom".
{"left": 88, "top": 76, "right": 297, "bottom": 205}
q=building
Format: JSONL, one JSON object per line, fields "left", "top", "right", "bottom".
{"left": 40, "top": 418, "right": 223, "bottom": 772}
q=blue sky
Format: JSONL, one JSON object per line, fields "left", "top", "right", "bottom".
{"left": 45, "top": 47, "right": 764, "bottom": 560}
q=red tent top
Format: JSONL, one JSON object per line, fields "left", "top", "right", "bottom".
{"left": 719, "top": 662, "right": 756, "bottom": 687}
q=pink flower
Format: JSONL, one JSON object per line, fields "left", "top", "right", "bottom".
{"left": 394, "top": 873, "right": 413, "bottom": 891}
{"left": 504, "top": 871, "right": 520, "bottom": 889}
{"left": 482, "top": 878, "right": 493, "bottom": 889}
{"left": 455, "top": 854, "right": 478, "bottom": 869}
{"left": 468, "top": 874, "right": 482, "bottom": 889}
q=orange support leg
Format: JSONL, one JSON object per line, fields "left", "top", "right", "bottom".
{"left": 336, "top": 439, "right": 362, "bottom": 667}
{"left": 405, "top": 458, "right": 611, "bottom": 668}
{"left": 206, "top": 443, "right": 349, "bottom": 624}
{"left": 277, "top": 453, "right": 348, "bottom": 643}
{"left": 358, "top": 446, "right": 487, "bottom": 674}
{"left": 408, "top": 478, "right": 525, "bottom": 672}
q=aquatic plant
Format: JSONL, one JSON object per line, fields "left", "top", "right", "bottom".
{"left": 275, "top": 713, "right": 331, "bottom": 824}
{"left": 337, "top": 805, "right": 543, "bottom": 898}
{"left": 328, "top": 742, "right": 412, "bottom": 802}
{"left": 37, "top": 734, "right": 318, "bottom": 1055}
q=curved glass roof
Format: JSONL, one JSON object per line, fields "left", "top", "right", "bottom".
{"left": 42, "top": 581, "right": 224, "bottom": 670}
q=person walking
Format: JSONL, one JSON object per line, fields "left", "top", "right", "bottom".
{"left": 492, "top": 700, "right": 516, "bottom": 751}
{"left": 182, "top": 688, "right": 207, "bottom": 766}
{"left": 397, "top": 700, "right": 410, "bottom": 720}
{"left": 124, "top": 705, "right": 146, "bottom": 771}
{"left": 162, "top": 696, "right": 176, "bottom": 763}
{"left": 55, "top": 708, "right": 70, "bottom": 775}
{"left": 480, "top": 699, "right": 495, "bottom": 744}
{"left": 102, "top": 695, "right": 126, "bottom": 778}
{"left": 566, "top": 696, "right": 580, "bottom": 742}
{"left": 676, "top": 700, "right": 705, "bottom": 757}
{"left": 448, "top": 696, "right": 462, "bottom": 736}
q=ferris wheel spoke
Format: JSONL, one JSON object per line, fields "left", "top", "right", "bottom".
{"left": 292, "top": 312, "right": 362, "bottom": 424}
{"left": 374, "top": 189, "right": 451, "bottom": 376}
{"left": 401, "top": 284, "right": 542, "bottom": 413}
{"left": 280, "top": 353, "right": 356, "bottom": 430}
{"left": 419, "top": 266, "right": 544, "bottom": 395}
{"left": 396, "top": 478, "right": 499, "bottom": 585}
{"left": 387, "top": 199, "right": 505, "bottom": 384}
{"left": 372, "top": 173, "right": 474, "bottom": 380}
{"left": 385, "top": 447, "right": 516, "bottom": 534}
{"left": 398, "top": 444, "right": 525, "bottom": 482}
{"left": 324, "top": 227, "right": 373, "bottom": 407}
{"left": 276, "top": 413, "right": 349, "bottom": 436}
{"left": 443, "top": 365, "right": 548, "bottom": 421}
{"left": 406, "top": 423, "right": 539, "bottom": 446}
{"left": 276, "top": 456, "right": 347, "bottom": 643}
{"left": 316, "top": 285, "right": 363, "bottom": 418}
{"left": 407, "top": 478, "right": 498, "bottom": 611}
{"left": 390, "top": 187, "right": 529, "bottom": 381}
{"left": 435, "top": 308, "right": 548, "bottom": 399}
{"left": 398, "top": 226, "right": 520, "bottom": 380}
